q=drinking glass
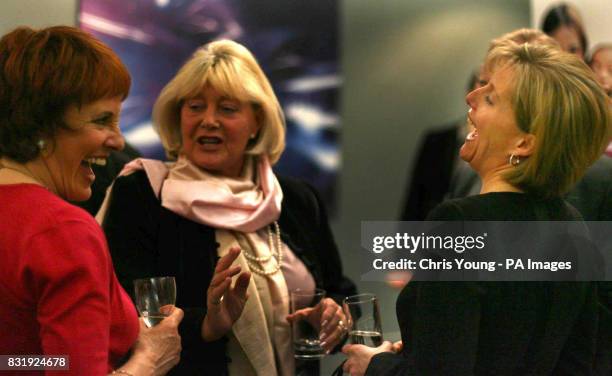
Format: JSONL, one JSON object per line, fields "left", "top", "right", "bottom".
{"left": 133, "top": 276, "right": 176, "bottom": 327}
{"left": 343, "top": 293, "right": 383, "bottom": 347}
{"left": 290, "top": 288, "right": 326, "bottom": 359}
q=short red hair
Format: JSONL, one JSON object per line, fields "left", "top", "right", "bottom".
{"left": 0, "top": 26, "right": 131, "bottom": 162}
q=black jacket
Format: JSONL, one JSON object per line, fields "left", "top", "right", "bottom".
{"left": 401, "top": 122, "right": 462, "bottom": 221}
{"left": 369, "top": 193, "right": 608, "bottom": 375}
{"left": 102, "top": 169, "right": 356, "bottom": 375}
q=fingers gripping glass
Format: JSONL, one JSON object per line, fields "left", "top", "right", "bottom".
{"left": 343, "top": 293, "right": 383, "bottom": 347}
{"left": 290, "top": 288, "right": 327, "bottom": 359}
{"left": 133, "top": 276, "right": 176, "bottom": 327}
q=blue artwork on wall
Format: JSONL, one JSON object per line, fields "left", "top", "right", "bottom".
{"left": 79, "top": 0, "right": 340, "bottom": 213}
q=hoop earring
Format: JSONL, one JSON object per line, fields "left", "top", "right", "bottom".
{"left": 509, "top": 154, "right": 521, "bottom": 166}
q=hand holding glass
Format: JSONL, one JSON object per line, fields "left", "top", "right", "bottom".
{"left": 290, "top": 288, "right": 327, "bottom": 359}
{"left": 343, "top": 293, "right": 383, "bottom": 347}
{"left": 134, "top": 276, "right": 176, "bottom": 327}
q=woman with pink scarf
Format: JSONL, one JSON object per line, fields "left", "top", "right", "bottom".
{"left": 98, "top": 40, "right": 356, "bottom": 376}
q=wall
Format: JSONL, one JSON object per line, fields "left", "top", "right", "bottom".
{"left": 0, "top": 0, "right": 76, "bottom": 35}
{"left": 337, "top": 2, "right": 529, "bottom": 368}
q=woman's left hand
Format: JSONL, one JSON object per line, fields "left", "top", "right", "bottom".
{"left": 342, "top": 341, "right": 394, "bottom": 376}
{"left": 286, "top": 297, "right": 347, "bottom": 353}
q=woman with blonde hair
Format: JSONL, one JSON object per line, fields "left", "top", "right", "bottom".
{"left": 343, "top": 39, "right": 610, "bottom": 375}
{"left": 100, "top": 39, "right": 356, "bottom": 375}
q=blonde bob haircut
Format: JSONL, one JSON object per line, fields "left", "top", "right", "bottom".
{"left": 484, "top": 42, "right": 610, "bottom": 198}
{"left": 488, "top": 28, "right": 559, "bottom": 52}
{"left": 153, "top": 39, "right": 285, "bottom": 163}
{"left": 480, "top": 29, "right": 560, "bottom": 80}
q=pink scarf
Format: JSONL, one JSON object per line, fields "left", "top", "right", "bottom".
{"left": 117, "top": 155, "right": 283, "bottom": 233}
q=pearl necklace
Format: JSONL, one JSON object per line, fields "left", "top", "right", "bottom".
{"left": 242, "top": 221, "right": 283, "bottom": 276}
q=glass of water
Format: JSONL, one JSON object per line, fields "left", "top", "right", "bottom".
{"left": 290, "top": 288, "right": 326, "bottom": 359}
{"left": 343, "top": 293, "right": 383, "bottom": 347}
{"left": 133, "top": 276, "right": 176, "bottom": 327}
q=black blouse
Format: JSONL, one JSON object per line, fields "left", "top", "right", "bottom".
{"left": 368, "top": 193, "right": 607, "bottom": 375}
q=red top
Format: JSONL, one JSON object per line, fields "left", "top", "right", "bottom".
{"left": 0, "top": 184, "right": 139, "bottom": 375}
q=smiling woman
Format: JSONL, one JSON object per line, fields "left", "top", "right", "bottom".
{"left": 460, "top": 65, "right": 533, "bottom": 187}
{"left": 342, "top": 34, "right": 611, "bottom": 376}
{"left": 0, "top": 26, "right": 183, "bottom": 376}
{"left": 179, "top": 87, "right": 260, "bottom": 177}
{"left": 100, "top": 39, "right": 356, "bottom": 375}
{"left": 0, "top": 24, "right": 130, "bottom": 200}
{"left": 42, "top": 96, "right": 125, "bottom": 201}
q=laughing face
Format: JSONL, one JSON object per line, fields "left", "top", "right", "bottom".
{"left": 45, "top": 96, "right": 125, "bottom": 201}
{"left": 460, "top": 65, "right": 527, "bottom": 176}
{"left": 179, "top": 86, "right": 261, "bottom": 177}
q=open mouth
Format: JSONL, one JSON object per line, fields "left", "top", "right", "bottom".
{"left": 466, "top": 115, "right": 478, "bottom": 141}
{"left": 197, "top": 136, "right": 222, "bottom": 145}
{"left": 466, "top": 116, "right": 475, "bottom": 128}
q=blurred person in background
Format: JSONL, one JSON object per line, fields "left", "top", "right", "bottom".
{"left": 541, "top": 2, "right": 588, "bottom": 60}
{"left": 588, "top": 43, "right": 612, "bottom": 157}
{"left": 589, "top": 43, "right": 612, "bottom": 97}
{"left": 400, "top": 68, "right": 484, "bottom": 221}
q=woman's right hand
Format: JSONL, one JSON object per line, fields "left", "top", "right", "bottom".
{"left": 121, "top": 307, "right": 184, "bottom": 376}
{"left": 202, "top": 246, "right": 251, "bottom": 342}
